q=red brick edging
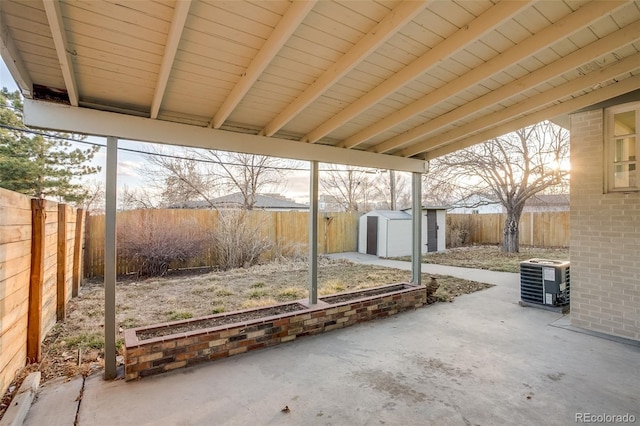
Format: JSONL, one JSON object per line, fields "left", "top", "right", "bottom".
{"left": 124, "top": 283, "right": 426, "bottom": 380}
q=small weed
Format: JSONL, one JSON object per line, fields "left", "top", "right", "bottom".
{"left": 167, "top": 311, "right": 193, "bottom": 321}
{"left": 250, "top": 282, "right": 266, "bottom": 288}
{"left": 215, "top": 289, "right": 234, "bottom": 297}
{"left": 119, "top": 318, "right": 140, "bottom": 329}
{"left": 277, "top": 287, "right": 306, "bottom": 300}
{"left": 248, "top": 289, "right": 268, "bottom": 299}
{"left": 66, "top": 333, "right": 104, "bottom": 350}
{"left": 241, "top": 298, "right": 278, "bottom": 309}
{"left": 211, "top": 307, "right": 225, "bottom": 314}
{"left": 319, "top": 279, "right": 346, "bottom": 296}
{"left": 116, "top": 338, "right": 125, "bottom": 351}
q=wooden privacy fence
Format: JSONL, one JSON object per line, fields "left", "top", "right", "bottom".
{"left": 84, "top": 209, "right": 361, "bottom": 278}
{"left": 0, "top": 188, "right": 85, "bottom": 395}
{"left": 447, "top": 212, "right": 570, "bottom": 247}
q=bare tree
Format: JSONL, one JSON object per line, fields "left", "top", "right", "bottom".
{"left": 144, "top": 149, "right": 218, "bottom": 208}
{"left": 196, "top": 151, "right": 290, "bottom": 210}
{"left": 434, "top": 121, "right": 569, "bottom": 252}
{"left": 320, "top": 164, "right": 372, "bottom": 212}
{"left": 118, "top": 185, "right": 157, "bottom": 210}
{"left": 370, "top": 170, "right": 411, "bottom": 210}
{"left": 79, "top": 179, "right": 105, "bottom": 214}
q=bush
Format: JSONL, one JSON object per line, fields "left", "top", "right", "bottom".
{"left": 446, "top": 215, "right": 476, "bottom": 248}
{"left": 211, "top": 210, "right": 273, "bottom": 270}
{"left": 117, "top": 210, "right": 208, "bottom": 277}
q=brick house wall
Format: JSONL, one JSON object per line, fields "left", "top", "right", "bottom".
{"left": 570, "top": 109, "right": 640, "bottom": 341}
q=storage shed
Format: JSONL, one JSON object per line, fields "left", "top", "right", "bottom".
{"left": 358, "top": 208, "right": 447, "bottom": 257}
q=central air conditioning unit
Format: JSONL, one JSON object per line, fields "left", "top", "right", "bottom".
{"left": 520, "top": 259, "right": 570, "bottom": 306}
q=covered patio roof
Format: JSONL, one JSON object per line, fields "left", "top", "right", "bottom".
{"left": 2, "top": 0, "right": 640, "bottom": 171}
{"left": 3, "top": 0, "right": 640, "bottom": 381}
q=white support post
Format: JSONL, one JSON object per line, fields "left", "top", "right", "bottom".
{"left": 104, "top": 136, "right": 118, "bottom": 379}
{"left": 309, "top": 160, "right": 319, "bottom": 305}
{"left": 411, "top": 172, "right": 422, "bottom": 285}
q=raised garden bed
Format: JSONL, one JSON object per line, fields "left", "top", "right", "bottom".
{"left": 124, "top": 282, "right": 426, "bottom": 381}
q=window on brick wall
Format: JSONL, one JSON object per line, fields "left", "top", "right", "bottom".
{"left": 606, "top": 102, "right": 639, "bottom": 192}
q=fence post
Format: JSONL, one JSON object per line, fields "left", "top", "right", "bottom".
{"left": 57, "top": 204, "right": 68, "bottom": 321}
{"left": 27, "top": 199, "right": 46, "bottom": 362}
{"left": 83, "top": 213, "right": 91, "bottom": 278}
{"left": 72, "top": 209, "right": 85, "bottom": 297}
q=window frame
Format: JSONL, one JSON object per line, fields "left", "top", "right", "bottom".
{"left": 604, "top": 102, "right": 640, "bottom": 193}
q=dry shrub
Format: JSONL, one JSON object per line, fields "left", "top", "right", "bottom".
{"left": 117, "top": 210, "right": 208, "bottom": 277}
{"left": 446, "top": 215, "right": 476, "bottom": 248}
{"left": 211, "top": 210, "right": 273, "bottom": 270}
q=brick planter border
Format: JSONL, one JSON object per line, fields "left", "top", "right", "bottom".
{"left": 124, "top": 282, "right": 426, "bottom": 381}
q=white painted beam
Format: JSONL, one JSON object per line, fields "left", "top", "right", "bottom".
{"left": 212, "top": 0, "right": 317, "bottom": 129}
{"left": 22, "top": 100, "right": 427, "bottom": 173}
{"left": 345, "top": 0, "right": 627, "bottom": 150}
{"left": 372, "top": 18, "right": 640, "bottom": 154}
{"left": 403, "top": 51, "right": 640, "bottom": 157}
{"left": 43, "top": 0, "right": 79, "bottom": 106}
{"left": 423, "top": 72, "right": 640, "bottom": 160}
{"left": 150, "top": 0, "right": 191, "bottom": 119}
{"left": 0, "top": 13, "right": 33, "bottom": 97}
{"left": 261, "top": 0, "right": 428, "bottom": 137}
{"left": 303, "top": 0, "right": 533, "bottom": 144}
{"left": 104, "top": 136, "right": 118, "bottom": 380}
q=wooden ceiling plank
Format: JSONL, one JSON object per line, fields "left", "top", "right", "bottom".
{"left": 43, "top": 0, "right": 79, "bottom": 106}
{"left": 404, "top": 51, "right": 640, "bottom": 157}
{"left": 372, "top": 18, "right": 640, "bottom": 153}
{"left": 0, "top": 13, "right": 34, "bottom": 97}
{"left": 210, "top": 0, "right": 317, "bottom": 129}
{"left": 261, "top": 0, "right": 429, "bottom": 137}
{"left": 305, "top": 0, "right": 533, "bottom": 145}
{"left": 342, "top": 0, "right": 626, "bottom": 150}
{"left": 424, "top": 72, "right": 640, "bottom": 160}
{"left": 150, "top": 0, "right": 191, "bottom": 119}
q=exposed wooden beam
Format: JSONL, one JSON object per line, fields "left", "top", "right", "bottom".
{"left": 261, "top": 0, "right": 428, "bottom": 137}
{"left": 150, "top": 0, "right": 191, "bottom": 119}
{"left": 423, "top": 72, "right": 640, "bottom": 160}
{"left": 373, "top": 19, "right": 640, "bottom": 154}
{"left": 211, "top": 0, "right": 317, "bottom": 129}
{"left": 0, "top": 12, "right": 33, "bottom": 97}
{"left": 303, "top": 0, "right": 533, "bottom": 144}
{"left": 404, "top": 53, "right": 640, "bottom": 158}
{"left": 345, "top": 0, "right": 626, "bottom": 150}
{"left": 43, "top": 0, "right": 79, "bottom": 106}
{"left": 23, "top": 100, "right": 428, "bottom": 173}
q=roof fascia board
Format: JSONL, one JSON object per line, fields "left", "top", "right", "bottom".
{"left": 0, "top": 12, "right": 33, "bottom": 97}
{"left": 23, "top": 100, "right": 427, "bottom": 173}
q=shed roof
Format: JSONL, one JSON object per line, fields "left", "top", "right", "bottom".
{"left": 2, "top": 0, "right": 640, "bottom": 170}
{"left": 368, "top": 210, "right": 412, "bottom": 220}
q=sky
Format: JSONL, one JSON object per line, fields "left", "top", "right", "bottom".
{"left": 0, "top": 58, "right": 313, "bottom": 203}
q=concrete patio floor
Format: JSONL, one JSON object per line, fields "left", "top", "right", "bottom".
{"left": 23, "top": 257, "right": 639, "bottom": 426}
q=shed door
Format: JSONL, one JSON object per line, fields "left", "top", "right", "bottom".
{"left": 366, "top": 216, "right": 378, "bottom": 255}
{"left": 427, "top": 210, "right": 438, "bottom": 252}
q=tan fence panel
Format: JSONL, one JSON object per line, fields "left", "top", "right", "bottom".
{"left": 448, "top": 212, "right": 569, "bottom": 247}
{"left": 0, "top": 188, "right": 32, "bottom": 396}
{"left": 0, "top": 189, "right": 85, "bottom": 395}
{"left": 85, "top": 209, "right": 361, "bottom": 277}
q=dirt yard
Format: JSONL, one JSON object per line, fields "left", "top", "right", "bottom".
{"left": 398, "top": 245, "right": 569, "bottom": 273}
